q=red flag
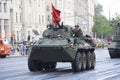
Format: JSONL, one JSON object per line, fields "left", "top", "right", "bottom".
{"left": 52, "top": 4, "right": 61, "bottom": 25}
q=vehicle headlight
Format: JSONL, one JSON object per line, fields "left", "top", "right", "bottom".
{"left": 84, "top": 43, "right": 89, "bottom": 46}
{"left": 70, "top": 42, "right": 74, "bottom": 48}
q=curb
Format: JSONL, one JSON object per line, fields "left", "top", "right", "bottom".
{"left": 7, "top": 51, "right": 28, "bottom": 58}
{"left": 7, "top": 55, "right": 28, "bottom": 58}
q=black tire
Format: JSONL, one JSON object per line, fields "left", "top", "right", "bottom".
{"left": 91, "top": 52, "right": 96, "bottom": 69}
{"left": 26, "top": 50, "right": 28, "bottom": 55}
{"left": 28, "top": 59, "right": 43, "bottom": 72}
{"left": 50, "top": 62, "right": 57, "bottom": 69}
{"left": 44, "top": 63, "right": 50, "bottom": 70}
{"left": 81, "top": 52, "right": 87, "bottom": 71}
{"left": 44, "top": 62, "right": 57, "bottom": 70}
{"left": 1, "top": 55, "right": 6, "bottom": 58}
{"left": 72, "top": 52, "right": 82, "bottom": 72}
{"left": 86, "top": 52, "right": 92, "bottom": 70}
{"left": 109, "top": 52, "right": 117, "bottom": 58}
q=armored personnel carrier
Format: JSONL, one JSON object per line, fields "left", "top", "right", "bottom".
{"left": 108, "top": 23, "right": 120, "bottom": 58}
{"left": 28, "top": 25, "right": 96, "bottom": 72}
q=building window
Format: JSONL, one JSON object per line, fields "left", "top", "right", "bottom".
{"left": 16, "top": 13, "right": 18, "bottom": 22}
{"left": 4, "top": 19, "right": 8, "bottom": 24}
{"left": 28, "top": 31, "right": 30, "bottom": 41}
{"left": 59, "top": 0, "right": 62, "bottom": 8}
{"left": 20, "top": 13, "right": 22, "bottom": 22}
{"left": 0, "top": 2, "right": 2, "bottom": 12}
{"left": 28, "top": 31, "right": 30, "bottom": 35}
{"left": 17, "top": 31, "right": 19, "bottom": 41}
{"left": 30, "top": 14, "right": 32, "bottom": 23}
{"left": 46, "top": 5, "right": 50, "bottom": 11}
{"left": 42, "top": 16, "right": 44, "bottom": 24}
{"left": 38, "top": 0, "right": 40, "bottom": 7}
{"left": 4, "top": 19, "right": 9, "bottom": 37}
{"left": 0, "top": 19, "right": 1, "bottom": 25}
{"left": 29, "top": 0, "right": 31, "bottom": 6}
{"left": 11, "top": 0, "right": 12, "bottom": 3}
{"left": 47, "top": 15, "right": 50, "bottom": 21}
{"left": 4, "top": 19, "right": 8, "bottom": 27}
{"left": 4, "top": 3, "right": 7, "bottom": 13}
{"left": 39, "top": 15, "right": 41, "bottom": 24}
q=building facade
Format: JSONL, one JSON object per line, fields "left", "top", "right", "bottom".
{"left": 88, "top": 0, "right": 95, "bottom": 35}
{"left": 50, "top": 0, "right": 94, "bottom": 35}
{"left": 0, "top": 0, "right": 11, "bottom": 41}
{"left": 74, "top": 0, "right": 88, "bottom": 35}
{"left": 10, "top": 0, "right": 94, "bottom": 42}
{"left": 11, "top": 0, "right": 47, "bottom": 42}
{"left": 50, "top": 0, "right": 74, "bottom": 26}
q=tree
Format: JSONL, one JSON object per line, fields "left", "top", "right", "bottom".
{"left": 92, "top": 4, "right": 113, "bottom": 39}
{"left": 94, "top": 4, "right": 103, "bottom": 16}
{"left": 110, "top": 14, "right": 120, "bottom": 28}
{"left": 109, "top": 14, "right": 120, "bottom": 37}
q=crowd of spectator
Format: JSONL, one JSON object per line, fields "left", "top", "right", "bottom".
{"left": 11, "top": 41, "right": 31, "bottom": 56}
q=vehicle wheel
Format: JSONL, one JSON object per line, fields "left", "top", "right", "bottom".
{"left": 86, "top": 52, "right": 92, "bottom": 70}
{"left": 1, "top": 55, "right": 6, "bottom": 58}
{"left": 109, "top": 52, "right": 117, "bottom": 58}
{"left": 50, "top": 62, "right": 57, "bottom": 69}
{"left": 91, "top": 52, "right": 96, "bottom": 69}
{"left": 44, "top": 63, "right": 51, "bottom": 70}
{"left": 44, "top": 62, "right": 57, "bottom": 70}
{"left": 26, "top": 50, "right": 28, "bottom": 55}
{"left": 72, "top": 52, "right": 82, "bottom": 72}
{"left": 28, "top": 59, "right": 43, "bottom": 72}
{"left": 81, "top": 52, "right": 87, "bottom": 71}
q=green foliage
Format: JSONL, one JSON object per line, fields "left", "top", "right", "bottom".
{"left": 110, "top": 14, "right": 120, "bottom": 28}
{"left": 94, "top": 4, "right": 103, "bottom": 15}
{"left": 92, "top": 4, "right": 114, "bottom": 38}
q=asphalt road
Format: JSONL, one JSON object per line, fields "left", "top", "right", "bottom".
{"left": 0, "top": 48, "right": 120, "bottom": 80}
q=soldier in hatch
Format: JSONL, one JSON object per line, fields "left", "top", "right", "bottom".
{"left": 72, "top": 25, "right": 83, "bottom": 38}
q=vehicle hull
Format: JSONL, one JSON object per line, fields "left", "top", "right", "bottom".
{"left": 108, "top": 48, "right": 120, "bottom": 58}
{"left": 29, "top": 46, "right": 76, "bottom": 62}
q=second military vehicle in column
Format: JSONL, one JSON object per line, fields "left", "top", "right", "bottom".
{"left": 108, "top": 23, "right": 120, "bottom": 58}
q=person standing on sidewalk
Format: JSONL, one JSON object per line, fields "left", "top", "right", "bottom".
{"left": 19, "top": 42, "right": 25, "bottom": 55}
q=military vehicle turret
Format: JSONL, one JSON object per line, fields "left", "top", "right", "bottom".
{"left": 28, "top": 24, "right": 96, "bottom": 72}
{"left": 108, "top": 23, "right": 120, "bottom": 58}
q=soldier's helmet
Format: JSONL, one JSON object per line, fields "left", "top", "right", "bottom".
{"left": 75, "top": 25, "right": 79, "bottom": 28}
